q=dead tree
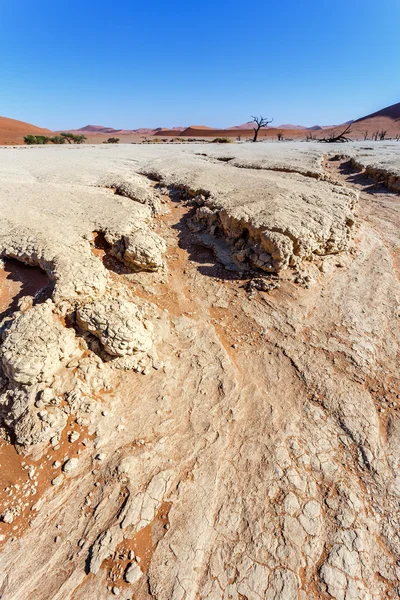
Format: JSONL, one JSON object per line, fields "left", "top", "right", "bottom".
{"left": 319, "top": 124, "right": 352, "bottom": 143}
{"left": 251, "top": 115, "right": 273, "bottom": 142}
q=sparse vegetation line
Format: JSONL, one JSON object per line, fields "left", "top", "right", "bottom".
{"left": 23, "top": 132, "right": 87, "bottom": 145}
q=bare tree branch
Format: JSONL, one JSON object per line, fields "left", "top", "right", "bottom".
{"left": 251, "top": 115, "right": 274, "bottom": 142}
{"left": 319, "top": 124, "right": 352, "bottom": 143}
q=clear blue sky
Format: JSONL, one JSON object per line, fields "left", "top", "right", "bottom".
{"left": 0, "top": 0, "right": 399, "bottom": 129}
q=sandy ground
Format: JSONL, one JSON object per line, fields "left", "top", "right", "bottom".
{"left": 0, "top": 142, "right": 399, "bottom": 599}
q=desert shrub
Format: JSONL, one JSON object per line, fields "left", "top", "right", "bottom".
{"left": 74, "top": 134, "right": 86, "bottom": 144}
{"left": 103, "top": 137, "right": 120, "bottom": 144}
{"left": 23, "top": 134, "right": 50, "bottom": 145}
{"left": 211, "top": 137, "right": 233, "bottom": 143}
{"left": 24, "top": 135, "right": 37, "bottom": 145}
{"left": 60, "top": 132, "right": 87, "bottom": 144}
{"left": 50, "top": 135, "right": 66, "bottom": 144}
{"left": 277, "top": 131, "right": 284, "bottom": 141}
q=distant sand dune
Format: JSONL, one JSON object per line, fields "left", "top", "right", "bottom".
{"left": 0, "top": 116, "right": 53, "bottom": 145}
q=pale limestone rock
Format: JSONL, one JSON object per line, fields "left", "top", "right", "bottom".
{"left": 125, "top": 561, "right": 142, "bottom": 584}
{"left": 265, "top": 569, "right": 298, "bottom": 600}
{"left": 110, "top": 226, "right": 166, "bottom": 271}
{"left": 63, "top": 458, "right": 79, "bottom": 473}
{"left": 328, "top": 544, "right": 361, "bottom": 579}
{"left": 299, "top": 500, "right": 321, "bottom": 536}
{"left": 320, "top": 563, "right": 347, "bottom": 600}
{"left": 1, "top": 302, "right": 79, "bottom": 386}
{"left": 51, "top": 475, "right": 64, "bottom": 486}
{"left": 282, "top": 492, "right": 300, "bottom": 515}
{"left": 76, "top": 297, "right": 152, "bottom": 358}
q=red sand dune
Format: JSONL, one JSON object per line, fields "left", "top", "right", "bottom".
{"left": 158, "top": 125, "right": 306, "bottom": 139}
{"left": 347, "top": 102, "right": 400, "bottom": 138}
{"left": 229, "top": 121, "right": 257, "bottom": 130}
{"left": 0, "top": 116, "right": 53, "bottom": 145}
{"left": 4, "top": 101, "right": 400, "bottom": 146}
{"left": 355, "top": 102, "right": 400, "bottom": 122}
{"left": 278, "top": 124, "right": 307, "bottom": 130}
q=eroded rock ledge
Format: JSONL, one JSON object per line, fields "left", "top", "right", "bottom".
{"left": 142, "top": 155, "right": 358, "bottom": 273}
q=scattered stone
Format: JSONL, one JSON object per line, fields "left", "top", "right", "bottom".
{"left": 63, "top": 458, "right": 79, "bottom": 473}
{"left": 1, "top": 509, "right": 14, "bottom": 524}
{"left": 125, "top": 562, "right": 142, "bottom": 584}
{"left": 51, "top": 475, "right": 64, "bottom": 487}
{"left": 244, "top": 278, "right": 280, "bottom": 294}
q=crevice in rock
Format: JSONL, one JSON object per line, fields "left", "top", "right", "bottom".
{"left": 0, "top": 257, "right": 53, "bottom": 321}
{"left": 90, "top": 231, "right": 136, "bottom": 276}
{"left": 151, "top": 179, "right": 354, "bottom": 276}
{"left": 329, "top": 154, "right": 400, "bottom": 193}
{"left": 234, "top": 163, "right": 325, "bottom": 180}
{"left": 207, "top": 157, "right": 326, "bottom": 180}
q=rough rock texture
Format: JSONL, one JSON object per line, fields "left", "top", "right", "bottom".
{"left": 108, "top": 226, "right": 166, "bottom": 272}
{"left": 0, "top": 142, "right": 399, "bottom": 600}
{"left": 1, "top": 301, "right": 79, "bottom": 386}
{"left": 0, "top": 156, "right": 158, "bottom": 303}
{"left": 77, "top": 297, "right": 152, "bottom": 358}
{"left": 143, "top": 156, "right": 357, "bottom": 272}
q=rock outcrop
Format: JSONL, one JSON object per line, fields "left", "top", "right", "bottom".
{"left": 108, "top": 227, "right": 166, "bottom": 272}
{"left": 77, "top": 297, "right": 153, "bottom": 358}
{"left": 1, "top": 301, "right": 79, "bottom": 386}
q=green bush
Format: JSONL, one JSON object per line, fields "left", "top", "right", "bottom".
{"left": 60, "top": 132, "right": 87, "bottom": 144}
{"left": 23, "top": 134, "right": 51, "bottom": 145}
{"left": 24, "top": 135, "right": 37, "bottom": 145}
{"left": 50, "top": 135, "right": 66, "bottom": 144}
{"left": 103, "top": 137, "right": 120, "bottom": 144}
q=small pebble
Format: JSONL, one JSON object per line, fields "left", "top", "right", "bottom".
{"left": 63, "top": 458, "right": 79, "bottom": 473}
{"left": 1, "top": 510, "right": 14, "bottom": 524}
{"left": 51, "top": 475, "right": 64, "bottom": 487}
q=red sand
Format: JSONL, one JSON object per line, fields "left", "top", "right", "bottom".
{"left": 0, "top": 116, "right": 53, "bottom": 145}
